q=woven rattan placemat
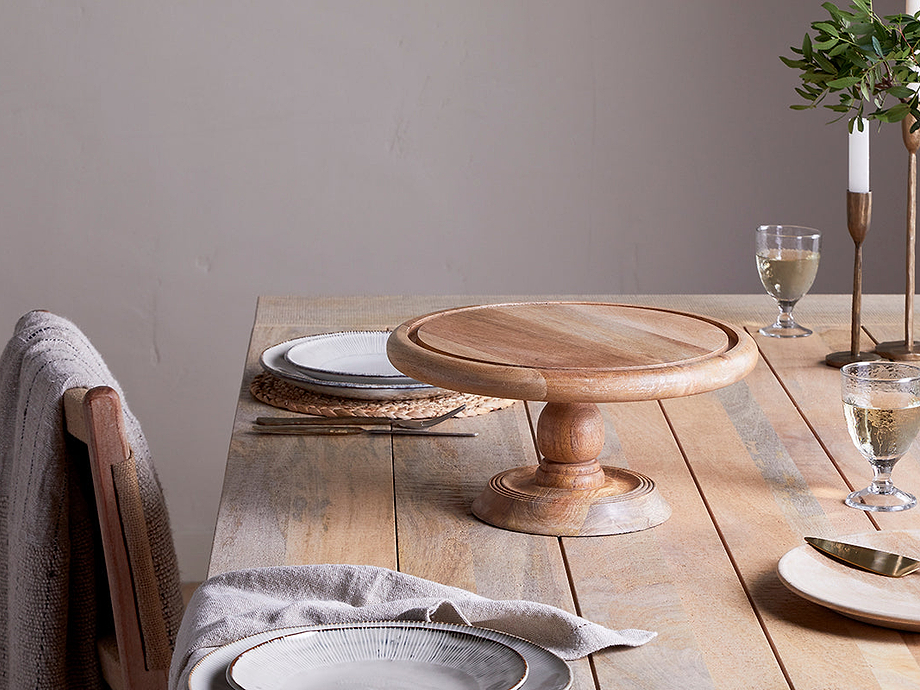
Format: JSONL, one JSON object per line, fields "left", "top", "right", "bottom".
{"left": 250, "top": 372, "right": 516, "bottom": 419}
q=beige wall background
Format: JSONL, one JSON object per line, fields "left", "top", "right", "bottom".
{"left": 1, "top": 1, "right": 914, "bottom": 579}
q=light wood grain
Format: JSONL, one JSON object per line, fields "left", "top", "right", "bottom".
{"left": 208, "top": 324, "right": 397, "bottom": 576}
{"left": 662, "top": 355, "right": 920, "bottom": 688}
{"left": 212, "top": 295, "right": 920, "bottom": 690}
{"left": 390, "top": 401, "right": 595, "bottom": 689}
{"left": 755, "top": 324, "right": 920, "bottom": 535}
{"left": 388, "top": 302, "right": 756, "bottom": 537}
{"left": 388, "top": 302, "right": 758, "bottom": 403}
{"left": 564, "top": 399, "right": 788, "bottom": 689}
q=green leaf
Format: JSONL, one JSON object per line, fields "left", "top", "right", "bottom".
{"left": 888, "top": 85, "right": 916, "bottom": 98}
{"left": 827, "top": 75, "right": 862, "bottom": 88}
{"left": 779, "top": 55, "right": 809, "bottom": 68}
{"left": 814, "top": 53, "right": 837, "bottom": 72}
{"left": 803, "top": 32, "right": 813, "bottom": 60}
{"left": 814, "top": 37, "right": 839, "bottom": 50}
{"left": 885, "top": 102, "right": 911, "bottom": 120}
{"left": 849, "top": 22, "right": 875, "bottom": 35}
{"left": 822, "top": 2, "right": 844, "bottom": 19}
{"left": 791, "top": 104, "right": 816, "bottom": 110}
{"left": 814, "top": 21, "right": 840, "bottom": 37}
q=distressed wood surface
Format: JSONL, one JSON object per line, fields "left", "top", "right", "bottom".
{"left": 387, "top": 302, "right": 758, "bottom": 402}
{"left": 210, "top": 295, "right": 920, "bottom": 689}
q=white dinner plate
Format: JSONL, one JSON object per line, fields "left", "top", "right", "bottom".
{"left": 283, "top": 331, "right": 413, "bottom": 384}
{"left": 187, "top": 621, "right": 572, "bottom": 690}
{"left": 226, "top": 624, "right": 528, "bottom": 690}
{"left": 777, "top": 529, "right": 920, "bottom": 631}
{"left": 260, "top": 338, "right": 447, "bottom": 401}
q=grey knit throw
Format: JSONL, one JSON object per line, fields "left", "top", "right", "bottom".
{"left": 0, "top": 311, "right": 183, "bottom": 689}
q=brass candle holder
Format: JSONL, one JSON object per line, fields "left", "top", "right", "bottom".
{"left": 826, "top": 191, "right": 882, "bottom": 367}
{"left": 876, "top": 117, "right": 920, "bottom": 360}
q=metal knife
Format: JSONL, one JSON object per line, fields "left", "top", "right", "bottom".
{"left": 804, "top": 536, "right": 920, "bottom": 578}
{"left": 255, "top": 416, "right": 393, "bottom": 426}
{"left": 252, "top": 426, "right": 478, "bottom": 437}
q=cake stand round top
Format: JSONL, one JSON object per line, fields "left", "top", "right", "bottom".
{"left": 387, "top": 302, "right": 758, "bottom": 403}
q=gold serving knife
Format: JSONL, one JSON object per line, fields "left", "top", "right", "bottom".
{"left": 805, "top": 536, "right": 920, "bottom": 578}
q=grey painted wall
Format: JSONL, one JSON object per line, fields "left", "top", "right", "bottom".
{"left": 1, "top": 1, "right": 913, "bottom": 578}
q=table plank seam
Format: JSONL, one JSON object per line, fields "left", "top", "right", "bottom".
{"left": 389, "top": 433, "right": 402, "bottom": 574}
{"left": 558, "top": 539, "right": 603, "bottom": 690}
{"left": 746, "top": 327, "right": 884, "bottom": 534}
{"left": 657, "top": 399, "right": 796, "bottom": 690}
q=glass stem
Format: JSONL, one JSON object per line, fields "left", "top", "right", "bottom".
{"left": 870, "top": 461, "right": 896, "bottom": 495}
{"left": 775, "top": 300, "right": 797, "bottom": 327}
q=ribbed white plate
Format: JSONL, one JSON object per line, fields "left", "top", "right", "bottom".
{"left": 226, "top": 624, "right": 528, "bottom": 690}
{"left": 188, "top": 622, "right": 571, "bottom": 690}
{"left": 284, "top": 331, "right": 411, "bottom": 384}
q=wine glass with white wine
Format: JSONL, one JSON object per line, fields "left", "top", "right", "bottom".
{"left": 841, "top": 362, "right": 920, "bottom": 512}
{"left": 755, "top": 225, "right": 821, "bottom": 337}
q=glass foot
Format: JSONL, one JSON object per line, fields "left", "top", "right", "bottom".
{"left": 845, "top": 485, "right": 917, "bottom": 512}
{"left": 759, "top": 323, "right": 812, "bottom": 338}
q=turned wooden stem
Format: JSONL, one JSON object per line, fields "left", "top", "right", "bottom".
{"left": 847, "top": 191, "right": 871, "bottom": 357}
{"left": 534, "top": 402, "right": 606, "bottom": 490}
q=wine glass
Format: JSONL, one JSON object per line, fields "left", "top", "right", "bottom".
{"left": 841, "top": 361, "right": 920, "bottom": 512}
{"left": 755, "top": 225, "right": 821, "bottom": 337}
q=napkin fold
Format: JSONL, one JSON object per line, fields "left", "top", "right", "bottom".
{"left": 170, "top": 564, "right": 656, "bottom": 690}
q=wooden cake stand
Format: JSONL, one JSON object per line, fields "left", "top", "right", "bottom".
{"left": 387, "top": 302, "right": 759, "bottom": 536}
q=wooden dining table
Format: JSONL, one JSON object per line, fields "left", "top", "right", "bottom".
{"left": 208, "top": 294, "right": 920, "bottom": 689}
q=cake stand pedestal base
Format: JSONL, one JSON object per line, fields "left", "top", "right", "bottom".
{"left": 471, "top": 402, "right": 671, "bottom": 536}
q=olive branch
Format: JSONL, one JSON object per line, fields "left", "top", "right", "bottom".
{"left": 782, "top": 0, "right": 920, "bottom": 131}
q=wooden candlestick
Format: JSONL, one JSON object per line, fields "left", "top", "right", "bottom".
{"left": 826, "top": 191, "right": 882, "bottom": 367}
{"left": 876, "top": 117, "right": 920, "bottom": 360}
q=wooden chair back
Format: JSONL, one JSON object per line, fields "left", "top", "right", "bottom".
{"left": 63, "top": 386, "right": 171, "bottom": 690}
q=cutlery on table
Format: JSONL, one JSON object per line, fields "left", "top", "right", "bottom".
{"left": 804, "top": 536, "right": 920, "bottom": 577}
{"left": 254, "top": 404, "right": 466, "bottom": 430}
{"left": 252, "top": 426, "right": 478, "bottom": 437}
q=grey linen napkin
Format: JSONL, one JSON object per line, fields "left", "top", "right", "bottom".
{"left": 170, "top": 564, "right": 656, "bottom": 690}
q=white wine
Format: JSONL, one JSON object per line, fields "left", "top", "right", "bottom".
{"left": 756, "top": 249, "right": 819, "bottom": 302}
{"left": 844, "top": 401, "right": 920, "bottom": 465}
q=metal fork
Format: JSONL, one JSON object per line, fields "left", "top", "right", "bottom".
{"left": 254, "top": 404, "right": 466, "bottom": 430}
{"left": 392, "top": 404, "right": 466, "bottom": 428}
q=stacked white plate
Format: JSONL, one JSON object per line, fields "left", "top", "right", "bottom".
{"left": 187, "top": 621, "right": 573, "bottom": 690}
{"left": 260, "top": 331, "right": 447, "bottom": 401}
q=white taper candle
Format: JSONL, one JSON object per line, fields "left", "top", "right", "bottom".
{"left": 849, "top": 119, "right": 870, "bottom": 193}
